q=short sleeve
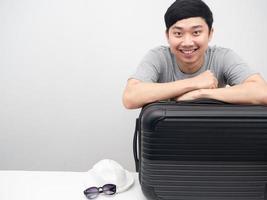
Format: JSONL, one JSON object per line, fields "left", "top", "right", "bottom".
{"left": 130, "top": 49, "right": 161, "bottom": 83}
{"left": 222, "top": 49, "right": 257, "bottom": 86}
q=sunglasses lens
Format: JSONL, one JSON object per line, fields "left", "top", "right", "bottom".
{"left": 84, "top": 187, "right": 99, "bottom": 199}
{"left": 102, "top": 184, "right": 116, "bottom": 195}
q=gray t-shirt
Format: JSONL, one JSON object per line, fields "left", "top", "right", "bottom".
{"left": 131, "top": 46, "right": 256, "bottom": 87}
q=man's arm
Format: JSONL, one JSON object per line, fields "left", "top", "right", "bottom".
{"left": 176, "top": 74, "right": 267, "bottom": 105}
{"left": 122, "top": 70, "right": 218, "bottom": 109}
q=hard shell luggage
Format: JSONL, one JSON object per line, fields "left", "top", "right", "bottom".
{"left": 133, "top": 100, "right": 267, "bottom": 200}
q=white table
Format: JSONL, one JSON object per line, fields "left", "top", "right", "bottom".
{"left": 0, "top": 171, "right": 147, "bottom": 200}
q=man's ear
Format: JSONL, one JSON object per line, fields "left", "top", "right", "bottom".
{"left": 208, "top": 28, "right": 214, "bottom": 42}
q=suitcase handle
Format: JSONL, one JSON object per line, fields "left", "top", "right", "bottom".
{"left": 133, "top": 118, "right": 139, "bottom": 172}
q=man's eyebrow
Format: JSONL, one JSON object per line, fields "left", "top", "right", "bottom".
{"left": 192, "top": 25, "right": 203, "bottom": 29}
{"left": 172, "top": 25, "right": 203, "bottom": 30}
{"left": 172, "top": 26, "right": 183, "bottom": 30}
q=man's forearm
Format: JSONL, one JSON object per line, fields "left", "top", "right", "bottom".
{"left": 123, "top": 79, "right": 198, "bottom": 109}
{"left": 123, "top": 70, "right": 218, "bottom": 109}
{"left": 200, "top": 82, "right": 267, "bottom": 105}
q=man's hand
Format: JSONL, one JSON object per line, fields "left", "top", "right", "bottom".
{"left": 176, "top": 89, "right": 204, "bottom": 101}
{"left": 192, "top": 70, "right": 218, "bottom": 89}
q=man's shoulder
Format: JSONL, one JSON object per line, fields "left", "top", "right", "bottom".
{"left": 148, "top": 45, "right": 171, "bottom": 56}
{"left": 207, "top": 46, "right": 243, "bottom": 65}
{"left": 142, "top": 46, "right": 173, "bottom": 64}
{"left": 207, "top": 45, "right": 233, "bottom": 56}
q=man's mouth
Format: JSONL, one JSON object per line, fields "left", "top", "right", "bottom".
{"left": 179, "top": 48, "right": 199, "bottom": 56}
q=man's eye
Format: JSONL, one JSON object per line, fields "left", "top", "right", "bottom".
{"left": 193, "top": 31, "right": 201, "bottom": 36}
{"left": 174, "top": 32, "right": 182, "bottom": 37}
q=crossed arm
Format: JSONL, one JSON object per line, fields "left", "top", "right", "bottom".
{"left": 122, "top": 71, "right": 267, "bottom": 109}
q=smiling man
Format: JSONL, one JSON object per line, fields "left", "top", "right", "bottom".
{"left": 123, "top": 0, "right": 267, "bottom": 109}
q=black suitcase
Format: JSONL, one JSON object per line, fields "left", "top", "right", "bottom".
{"left": 133, "top": 100, "right": 267, "bottom": 200}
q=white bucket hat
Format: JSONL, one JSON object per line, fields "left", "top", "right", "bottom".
{"left": 84, "top": 159, "right": 134, "bottom": 193}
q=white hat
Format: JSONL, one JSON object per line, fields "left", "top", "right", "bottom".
{"left": 84, "top": 159, "right": 134, "bottom": 193}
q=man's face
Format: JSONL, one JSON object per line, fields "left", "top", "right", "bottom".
{"left": 166, "top": 17, "right": 213, "bottom": 73}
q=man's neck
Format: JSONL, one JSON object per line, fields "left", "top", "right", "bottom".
{"left": 176, "top": 56, "right": 205, "bottom": 74}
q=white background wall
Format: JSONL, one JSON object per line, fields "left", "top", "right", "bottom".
{"left": 0, "top": 0, "right": 266, "bottom": 172}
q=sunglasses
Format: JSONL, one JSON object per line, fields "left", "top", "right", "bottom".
{"left": 83, "top": 184, "right": 116, "bottom": 199}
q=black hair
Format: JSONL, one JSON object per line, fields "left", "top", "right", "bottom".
{"left": 164, "top": 0, "right": 213, "bottom": 32}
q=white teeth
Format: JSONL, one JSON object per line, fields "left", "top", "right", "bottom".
{"left": 181, "top": 49, "right": 195, "bottom": 54}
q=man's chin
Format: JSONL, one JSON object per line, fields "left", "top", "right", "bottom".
{"left": 176, "top": 52, "right": 203, "bottom": 64}
{"left": 178, "top": 57, "right": 198, "bottom": 66}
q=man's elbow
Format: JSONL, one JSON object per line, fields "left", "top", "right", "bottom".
{"left": 123, "top": 98, "right": 137, "bottom": 109}
{"left": 122, "top": 92, "right": 141, "bottom": 109}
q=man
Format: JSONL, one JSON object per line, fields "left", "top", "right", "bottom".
{"left": 123, "top": 0, "right": 267, "bottom": 109}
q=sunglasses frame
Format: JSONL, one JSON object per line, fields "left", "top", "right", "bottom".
{"left": 84, "top": 184, "right": 116, "bottom": 199}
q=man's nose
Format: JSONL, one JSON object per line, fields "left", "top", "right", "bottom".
{"left": 181, "top": 35, "right": 194, "bottom": 46}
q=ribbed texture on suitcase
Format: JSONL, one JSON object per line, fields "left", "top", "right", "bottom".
{"left": 141, "top": 159, "right": 267, "bottom": 200}
{"left": 140, "top": 111, "right": 267, "bottom": 200}
{"left": 143, "top": 120, "right": 267, "bottom": 161}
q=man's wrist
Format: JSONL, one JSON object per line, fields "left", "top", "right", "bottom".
{"left": 183, "top": 78, "right": 201, "bottom": 91}
{"left": 198, "top": 89, "right": 212, "bottom": 99}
